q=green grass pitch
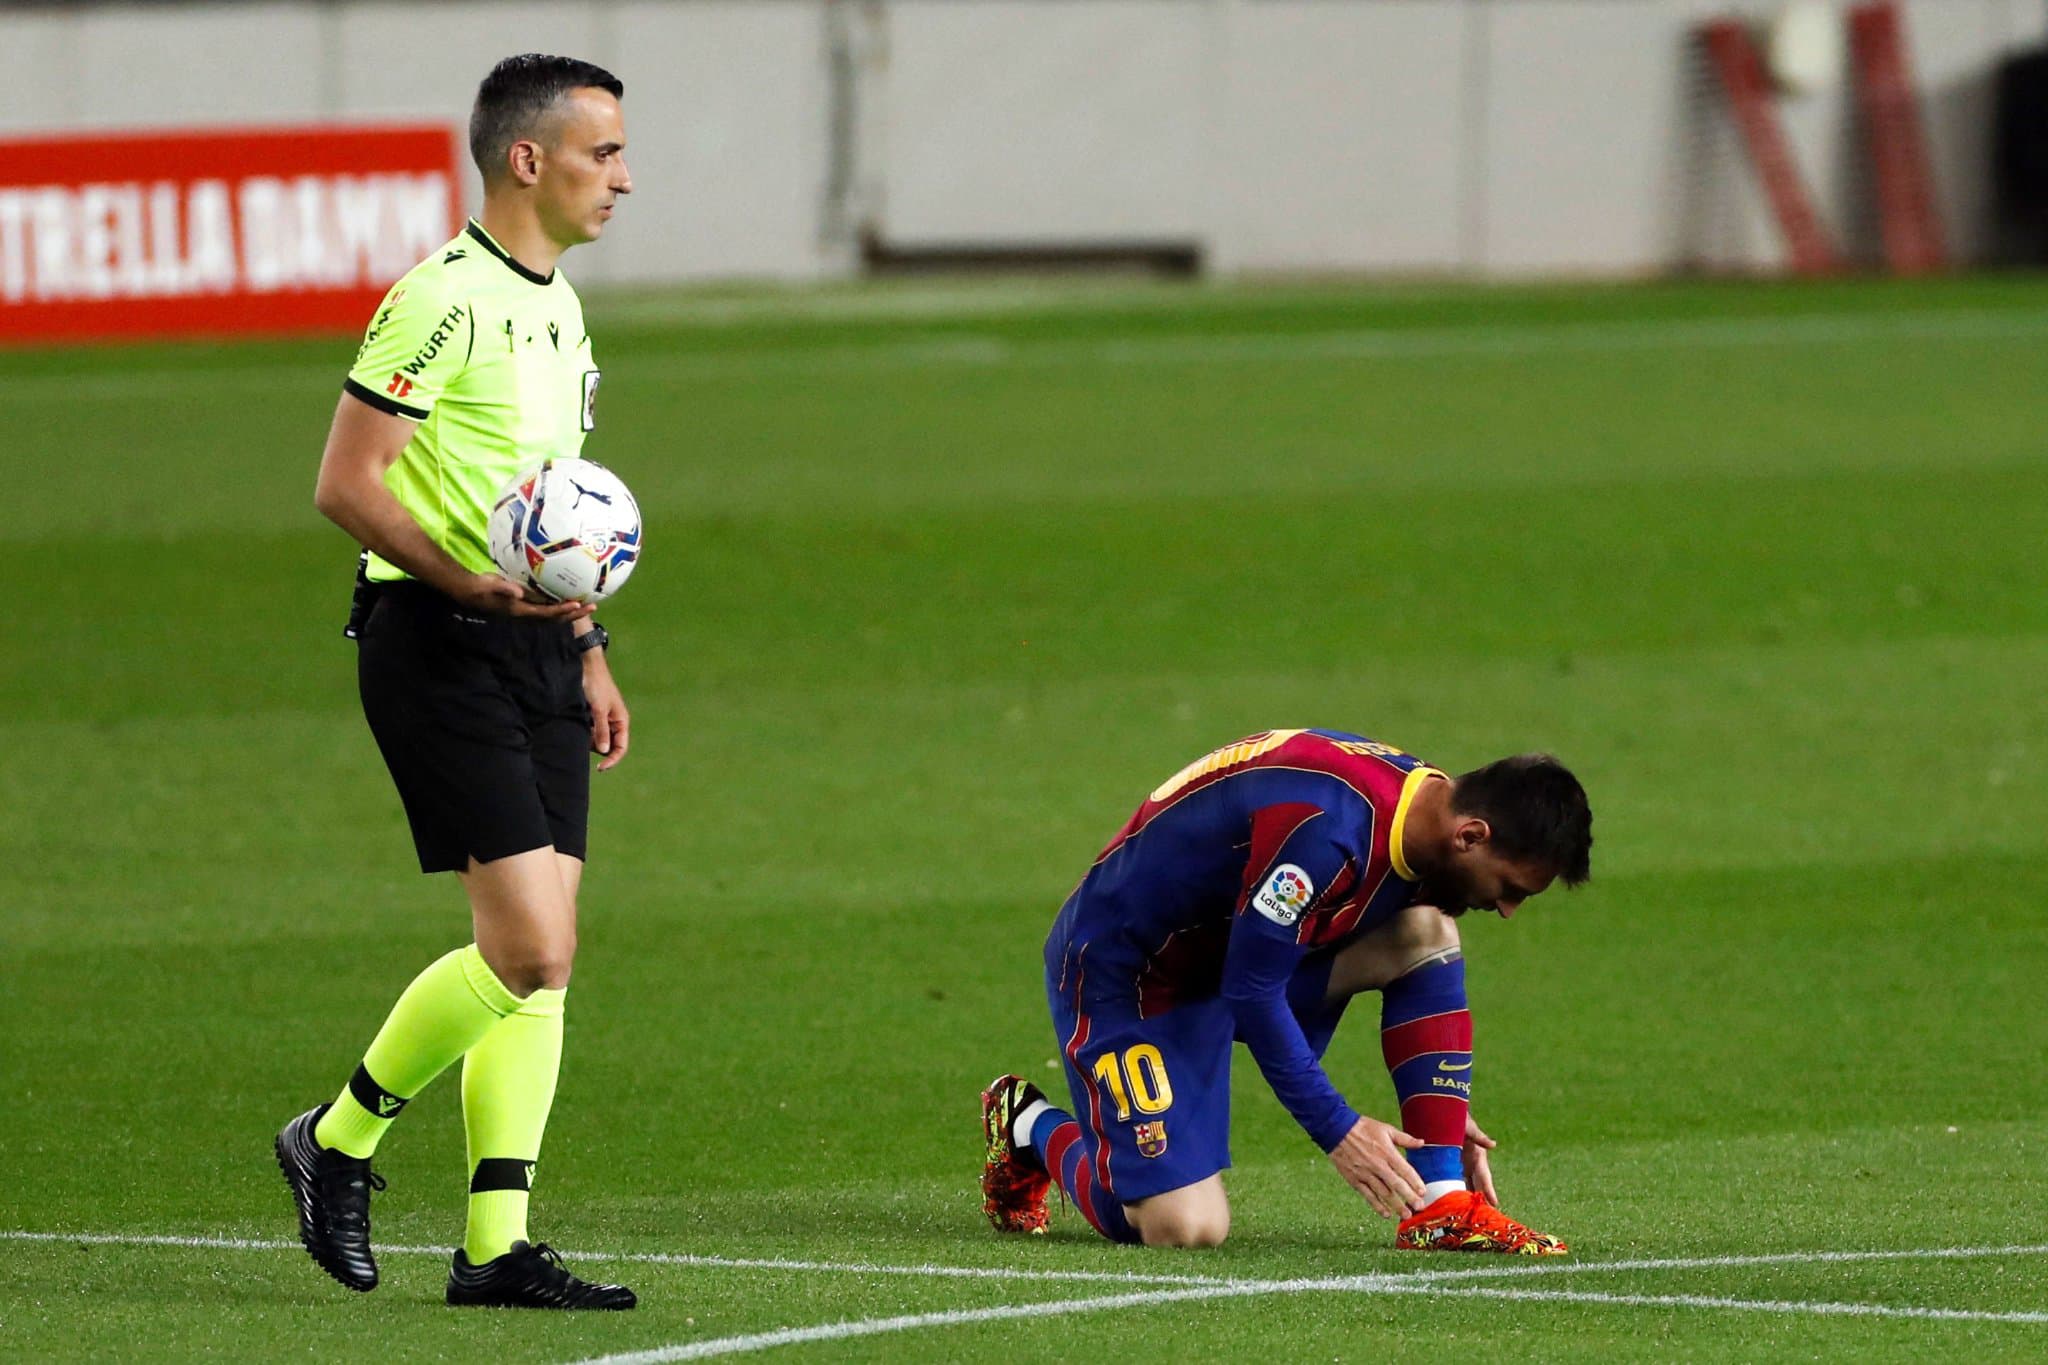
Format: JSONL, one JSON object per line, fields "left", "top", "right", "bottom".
{"left": 2, "top": 274, "right": 2046, "bottom": 1360}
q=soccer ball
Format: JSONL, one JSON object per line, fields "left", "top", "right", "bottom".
{"left": 487, "top": 457, "right": 643, "bottom": 603}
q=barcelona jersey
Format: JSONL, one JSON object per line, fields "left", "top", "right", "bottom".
{"left": 1045, "top": 728, "right": 1442, "bottom": 1152}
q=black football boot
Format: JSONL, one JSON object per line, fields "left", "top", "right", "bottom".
{"left": 275, "top": 1105, "right": 384, "bottom": 1291}
{"left": 446, "top": 1241, "right": 637, "bottom": 1310}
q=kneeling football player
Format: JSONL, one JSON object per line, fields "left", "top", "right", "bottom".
{"left": 981, "top": 729, "right": 1590, "bottom": 1253}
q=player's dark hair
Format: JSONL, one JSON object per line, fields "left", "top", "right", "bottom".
{"left": 470, "top": 54, "right": 624, "bottom": 181}
{"left": 1450, "top": 754, "right": 1593, "bottom": 887}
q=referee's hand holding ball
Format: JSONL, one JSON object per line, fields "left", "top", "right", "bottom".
{"left": 450, "top": 570, "right": 595, "bottom": 621}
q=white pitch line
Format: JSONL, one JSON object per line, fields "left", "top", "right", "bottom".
{"left": 1377, "top": 1281, "right": 2048, "bottom": 1324}
{"left": 12, "top": 1225, "right": 2048, "bottom": 1363}
{"left": 569, "top": 1280, "right": 1330, "bottom": 1365}
{"left": 0, "top": 1229, "right": 1226, "bottom": 1288}
{"left": 7, "top": 1228, "right": 2046, "bottom": 1290}
{"left": 1438, "top": 1242, "right": 2048, "bottom": 1282}
{"left": 585, "top": 1247, "right": 1222, "bottom": 1287}
{"left": 573, "top": 1264, "right": 2048, "bottom": 1365}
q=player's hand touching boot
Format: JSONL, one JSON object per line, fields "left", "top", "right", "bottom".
{"left": 1462, "top": 1114, "right": 1498, "bottom": 1204}
{"left": 1328, "top": 1115, "right": 1426, "bottom": 1217}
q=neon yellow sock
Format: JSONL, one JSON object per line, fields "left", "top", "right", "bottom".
{"left": 314, "top": 945, "right": 523, "bottom": 1159}
{"left": 461, "top": 986, "right": 566, "bottom": 1263}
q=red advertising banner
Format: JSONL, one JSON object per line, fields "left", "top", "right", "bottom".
{"left": 0, "top": 123, "right": 462, "bottom": 344}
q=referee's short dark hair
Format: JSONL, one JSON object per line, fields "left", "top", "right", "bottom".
{"left": 1450, "top": 754, "right": 1594, "bottom": 887}
{"left": 470, "top": 54, "right": 624, "bottom": 182}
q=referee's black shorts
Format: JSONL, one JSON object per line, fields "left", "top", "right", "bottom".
{"left": 356, "top": 582, "right": 591, "bottom": 875}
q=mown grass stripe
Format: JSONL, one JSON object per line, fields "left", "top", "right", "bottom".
{"left": 12, "top": 306, "right": 2048, "bottom": 402}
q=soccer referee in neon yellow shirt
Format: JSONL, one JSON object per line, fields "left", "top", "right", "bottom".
{"left": 276, "top": 54, "right": 637, "bottom": 1310}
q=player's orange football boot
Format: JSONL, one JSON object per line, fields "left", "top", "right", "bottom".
{"left": 1395, "top": 1189, "right": 1568, "bottom": 1255}
{"left": 980, "top": 1073, "right": 1052, "bottom": 1235}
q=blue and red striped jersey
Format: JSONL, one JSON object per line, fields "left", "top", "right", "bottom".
{"left": 1046, "top": 728, "right": 1443, "bottom": 1151}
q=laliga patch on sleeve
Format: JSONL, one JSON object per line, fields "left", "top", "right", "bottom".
{"left": 1253, "top": 864, "right": 1314, "bottom": 926}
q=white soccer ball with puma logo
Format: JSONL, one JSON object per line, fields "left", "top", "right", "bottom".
{"left": 487, "top": 457, "right": 643, "bottom": 603}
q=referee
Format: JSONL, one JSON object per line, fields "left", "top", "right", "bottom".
{"left": 276, "top": 55, "right": 636, "bottom": 1310}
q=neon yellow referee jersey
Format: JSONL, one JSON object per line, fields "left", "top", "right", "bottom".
{"left": 344, "top": 220, "right": 599, "bottom": 584}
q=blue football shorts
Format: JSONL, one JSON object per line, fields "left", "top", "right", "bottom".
{"left": 1042, "top": 943, "right": 1356, "bottom": 1204}
{"left": 1046, "top": 979, "right": 1237, "bottom": 1203}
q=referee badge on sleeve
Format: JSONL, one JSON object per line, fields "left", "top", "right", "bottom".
{"left": 582, "top": 370, "right": 601, "bottom": 431}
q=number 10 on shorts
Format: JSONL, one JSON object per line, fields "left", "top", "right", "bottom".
{"left": 1092, "top": 1044, "right": 1174, "bottom": 1122}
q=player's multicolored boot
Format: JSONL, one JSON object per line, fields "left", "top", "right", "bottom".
{"left": 980, "top": 1073, "right": 1052, "bottom": 1235}
{"left": 1395, "top": 1189, "right": 1568, "bottom": 1256}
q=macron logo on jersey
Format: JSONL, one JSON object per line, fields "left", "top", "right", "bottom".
{"left": 1253, "top": 864, "right": 1314, "bottom": 927}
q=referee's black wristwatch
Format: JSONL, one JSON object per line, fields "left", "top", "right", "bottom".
{"left": 574, "top": 622, "right": 610, "bottom": 655}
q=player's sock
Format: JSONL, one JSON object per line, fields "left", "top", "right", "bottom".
{"left": 1018, "top": 1102, "right": 1066, "bottom": 1166}
{"left": 460, "top": 986, "right": 566, "bottom": 1264}
{"left": 1030, "top": 1110, "right": 1139, "bottom": 1244}
{"left": 1010, "top": 1098, "right": 1052, "bottom": 1152}
{"left": 1380, "top": 955, "right": 1472, "bottom": 1194}
{"left": 315, "top": 945, "right": 524, "bottom": 1159}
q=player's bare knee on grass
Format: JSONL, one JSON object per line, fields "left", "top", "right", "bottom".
{"left": 1133, "top": 1206, "right": 1230, "bottom": 1249}
{"left": 1129, "top": 1179, "right": 1230, "bottom": 1249}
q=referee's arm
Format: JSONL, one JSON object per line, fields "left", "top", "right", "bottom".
{"left": 314, "top": 390, "right": 589, "bottom": 623}
{"left": 578, "top": 616, "right": 629, "bottom": 771}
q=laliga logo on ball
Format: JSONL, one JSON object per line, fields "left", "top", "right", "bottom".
{"left": 488, "top": 456, "right": 643, "bottom": 603}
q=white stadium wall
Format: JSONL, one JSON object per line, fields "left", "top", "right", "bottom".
{"left": 0, "top": 0, "right": 836, "bottom": 289}
{"left": 1, "top": 0, "right": 2043, "bottom": 286}
{"left": 873, "top": 1, "right": 1212, "bottom": 244}
{"left": 1209, "top": 2, "right": 1474, "bottom": 273}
